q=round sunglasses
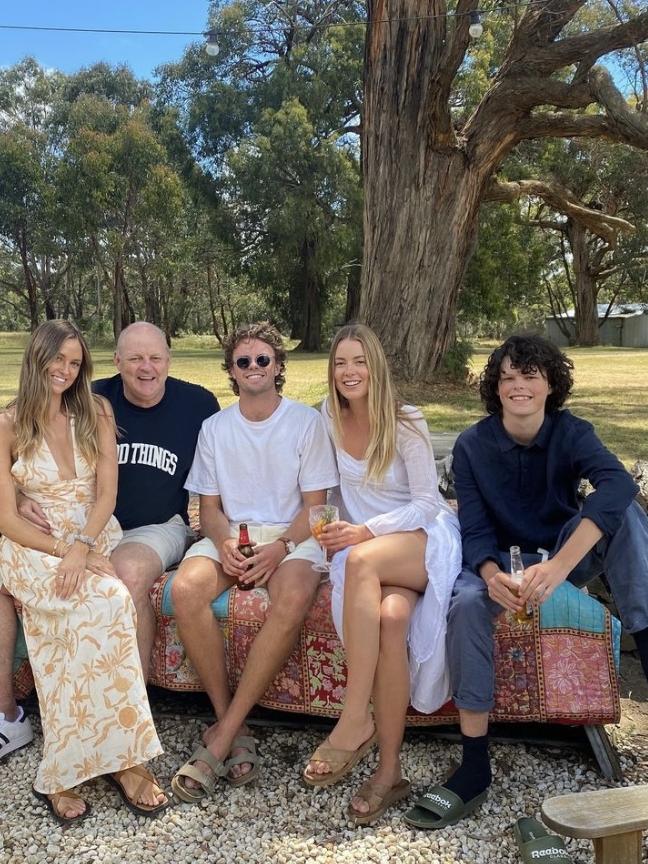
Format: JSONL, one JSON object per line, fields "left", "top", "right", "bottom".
{"left": 234, "top": 354, "right": 273, "bottom": 369}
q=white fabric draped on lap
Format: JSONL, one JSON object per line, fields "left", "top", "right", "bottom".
{"left": 322, "top": 401, "right": 462, "bottom": 714}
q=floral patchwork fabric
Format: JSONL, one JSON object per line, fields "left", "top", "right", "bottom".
{"left": 143, "top": 573, "right": 620, "bottom": 726}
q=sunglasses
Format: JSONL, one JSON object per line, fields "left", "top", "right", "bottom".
{"left": 234, "top": 354, "right": 273, "bottom": 370}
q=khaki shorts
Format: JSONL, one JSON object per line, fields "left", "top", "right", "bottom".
{"left": 183, "top": 522, "right": 322, "bottom": 566}
{"left": 118, "top": 514, "right": 194, "bottom": 571}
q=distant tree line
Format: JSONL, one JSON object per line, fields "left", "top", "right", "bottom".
{"left": 1, "top": 0, "right": 647, "bottom": 365}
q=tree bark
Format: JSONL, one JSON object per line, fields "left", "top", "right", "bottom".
{"left": 297, "top": 235, "right": 322, "bottom": 352}
{"left": 112, "top": 256, "right": 135, "bottom": 339}
{"left": 567, "top": 219, "right": 599, "bottom": 346}
{"left": 18, "top": 229, "right": 40, "bottom": 330}
{"left": 362, "top": 149, "right": 483, "bottom": 378}
{"left": 361, "top": 0, "right": 648, "bottom": 379}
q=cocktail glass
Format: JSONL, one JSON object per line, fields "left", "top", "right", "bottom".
{"left": 309, "top": 504, "right": 339, "bottom": 573}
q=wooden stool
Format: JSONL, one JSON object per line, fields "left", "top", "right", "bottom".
{"left": 541, "top": 785, "right": 648, "bottom": 864}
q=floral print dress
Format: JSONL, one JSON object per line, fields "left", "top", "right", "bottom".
{"left": 0, "top": 429, "right": 162, "bottom": 794}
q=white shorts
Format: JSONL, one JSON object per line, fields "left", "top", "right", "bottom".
{"left": 182, "top": 522, "right": 322, "bottom": 566}
{"left": 118, "top": 514, "right": 194, "bottom": 571}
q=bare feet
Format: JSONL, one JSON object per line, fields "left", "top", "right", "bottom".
{"left": 33, "top": 788, "right": 88, "bottom": 824}
{"left": 305, "top": 714, "right": 375, "bottom": 779}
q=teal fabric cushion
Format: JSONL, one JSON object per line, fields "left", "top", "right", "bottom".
{"left": 539, "top": 581, "right": 621, "bottom": 670}
{"left": 161, "top": 570, "right": 230, "bottom": 619}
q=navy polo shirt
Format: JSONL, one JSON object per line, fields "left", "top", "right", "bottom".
{"left": 452, "top": 409, "right": 638, "bottom": 573}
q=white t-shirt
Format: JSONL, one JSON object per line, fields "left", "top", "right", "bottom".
{"left": 185, "top": 397, "right": 339, "bottom": 525}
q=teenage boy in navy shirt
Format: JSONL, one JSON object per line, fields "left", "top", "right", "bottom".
{"left": 405, "top": 333, "right": 648, "bottom": 830}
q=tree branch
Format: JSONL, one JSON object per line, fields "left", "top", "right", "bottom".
{"left": 589, "top": 66, "right": 648, "bottom": 149}
{"left": 521, "top": 10, "right": 648, "bottom": 76}
{"left": 512, "top": 0, "right": 587, "bottom": 52}
{"left": 484, "top": 177, "right": 636, "bottom": 245}
{"left": 517, "top": 113, "right": 614, "bottom": 141}
{"left": 440, "top": 0, "right": 479, "bottom": 93}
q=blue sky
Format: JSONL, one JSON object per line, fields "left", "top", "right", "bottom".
{"left": 0, "top": 1, "right": 210, "bottom": 80}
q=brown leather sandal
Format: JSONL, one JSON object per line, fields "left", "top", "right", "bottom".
{"left": 171, "top": 745, "right": 229, "bottom": 803}
{"left": 32, "top": 788, "right": 91, "bottom": 825}
{"left": 105, "top": 764, "right": 168, "bottom": 817}
{"left": 347, "top": 778, "right": 411, "bottom": 826}
{"left": 303, "top": 730, "right": 377, "bottom": 787}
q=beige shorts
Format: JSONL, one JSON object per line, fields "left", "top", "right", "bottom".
{"left": 183, "top": 522, "right": 322, "bottom": 566}
{"left": 118, "top": 514, "right": 194, "bottom": 571}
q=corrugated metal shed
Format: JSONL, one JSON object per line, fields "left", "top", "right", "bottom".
{"left": 545, "top": 304, "right": 648, "bottom": 347}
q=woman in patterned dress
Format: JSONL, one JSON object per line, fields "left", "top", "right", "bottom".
{"left": 0, "top": 321, "right": 167, "bottom": 823}
{"left": 303, "top": 324, "right": 462, "bottom": 824}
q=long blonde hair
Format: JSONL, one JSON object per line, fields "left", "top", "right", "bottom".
{"left": 13, "top": 320, "right": 104, "bottom": 466}
{"left": 327, "top": 323, "right": 423, "bottom": 482}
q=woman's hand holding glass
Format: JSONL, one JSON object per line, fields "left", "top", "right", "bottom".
{"left": 308, "top": 505, "right": 339, "bottom": 573}
{"left": 318, "top": 520, "right": 373, "bottom": 555}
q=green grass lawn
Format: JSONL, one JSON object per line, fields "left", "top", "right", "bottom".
{"left": 1, "top": 333, "right": 646, "bottom": 465}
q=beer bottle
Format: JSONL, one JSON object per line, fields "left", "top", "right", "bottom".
{"left": 509, "top": 545, "right": 531, "bottom": 623}
{"left": 236, "top": 523, "right": 254, "bottom": 591}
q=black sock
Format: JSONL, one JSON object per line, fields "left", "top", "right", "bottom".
{"left": 444, "top": 733, "right": 492, "bottom": 803}
{"left": 633, "top": 627, "right": 648, "bottom": 682}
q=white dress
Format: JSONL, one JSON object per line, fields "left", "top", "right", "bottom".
{"left": 322, "top": 401, "right": 462, "bottom": 713}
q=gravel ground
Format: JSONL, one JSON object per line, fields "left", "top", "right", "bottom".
{"left": 2, "top": 661, "right": 647, "bottom": 864}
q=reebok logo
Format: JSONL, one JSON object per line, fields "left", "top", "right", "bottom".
{"left": 531, "top": 850, "right": 569, "bottom": 859}
{"left": 423, "top": 793, "right": 451, "bottom": 809}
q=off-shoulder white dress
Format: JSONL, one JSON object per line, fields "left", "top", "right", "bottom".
{"left": 322, "top": 401, "right": 461, "bottom": 713}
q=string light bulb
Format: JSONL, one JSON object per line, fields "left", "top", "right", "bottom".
{"left": 204, "top": 30, "right": 220, "bottom": 56}
{"left": 468, "top": 11, "right": 483, "bottom": 38}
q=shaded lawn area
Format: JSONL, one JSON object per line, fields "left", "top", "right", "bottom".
{"left": 0, "top": 334, "right": 645, "bottom": 465}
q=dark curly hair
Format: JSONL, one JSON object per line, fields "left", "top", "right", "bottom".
{"left": 222, "top": 321, "right": 287, "bottom": 395}
{"left": 479, "top": 333, "right": 574, "bottom": 415}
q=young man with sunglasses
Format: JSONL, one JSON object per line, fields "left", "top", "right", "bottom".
{"left": 170, "top": 321, "right": 338, "bottom": 802}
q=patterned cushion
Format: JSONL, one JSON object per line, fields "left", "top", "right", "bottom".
{"left": 140, "top": 574, "right": 620, "bottom": 726}
{"left": 11, "top": 481, "right": 623, "bottom": 726}
{"left": 13, "top": 565, "right": 621, "bottom": 726}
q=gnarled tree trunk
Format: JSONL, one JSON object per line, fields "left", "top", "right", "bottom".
{"left": 360, "top": 0, "right": 648, "bottom": 379}
{"left": 362, "top": 150, "right": 484, "bottom": 378}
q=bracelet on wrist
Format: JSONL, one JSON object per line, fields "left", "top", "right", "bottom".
{"left": 72, "top": 533, "right": 96, "bottom": 549}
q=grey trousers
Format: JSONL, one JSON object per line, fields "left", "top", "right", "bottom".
{"left": 446, "top": 501, "right": 648, "bottom": 712}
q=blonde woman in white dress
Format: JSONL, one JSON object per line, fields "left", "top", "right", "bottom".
{"left": 303, "top": 324, "right": 461, "bottom": 825}
{"left": 0, "top": 321, "right": 166, "bottom": 824}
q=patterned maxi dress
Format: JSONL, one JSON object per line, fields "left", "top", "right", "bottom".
{"left": 0, "top": 429, "right": 162, "bottom": 794}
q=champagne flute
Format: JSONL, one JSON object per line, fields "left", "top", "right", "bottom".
{"left": 309, "top": 504, "right": 339, "bottom": 573}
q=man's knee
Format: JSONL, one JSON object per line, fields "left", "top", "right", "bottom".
{"left": 269, "top": 572, "right": 318, "bottom": 626}
{"left": 171, "top": 558, "right": 219, "bottom": 614}
{"left": 448, "top": 576, "right": 494, "bottom": 632}
{"left": 112, "top": 555, "right": 161, "bottom": 606}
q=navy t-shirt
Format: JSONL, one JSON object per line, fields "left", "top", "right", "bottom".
{"left": 92, "top": 375, "right": 219, "bottom": 530}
